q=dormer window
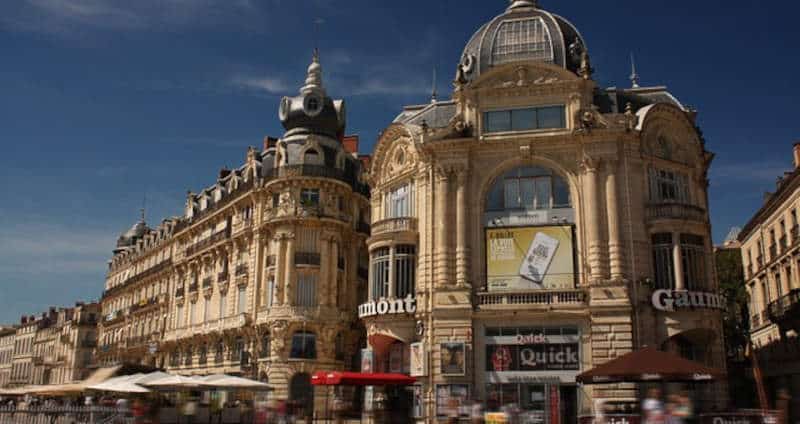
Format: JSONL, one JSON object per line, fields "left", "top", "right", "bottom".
{"left": 483, "top": 106, "right": 566, "bottom": 134}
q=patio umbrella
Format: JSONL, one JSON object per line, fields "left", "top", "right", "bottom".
{"left": 141, "top": 374, "right": 203, "bottom": 390}
{"left": 576, "top": 346, "right": 725, "bottom": 384}
{"left": 88, "top": 371, "right": 170, "bottom": 393}
{"left": 198, "top": 374, "right": 273, "bottom": 391}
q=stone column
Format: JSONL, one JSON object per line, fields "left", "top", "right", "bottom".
{"left": 435, "top": 167, "right": 451, "bottom": 286}
{"left": 605, "top": 161, "right": 624, "bottom": 280}
{"left": 273, "top": 236, "right": 285, "bottom": 307}
{"left": 283, "top": 233, "right": 296, "bottom": 305}
{"left": 319, "top": 236, "right": 330, "bottom": 306}
{"left": 672, "top": 232, "right": 685, "bottom": 290}
{"left": 456, "top": 169, "right": 470, "bottom": 287}
{"left": 330, "top": 239, "right": 339, "bottom": 305}
{"left": 582, "top": 158, "right": 603, "bottom": 282}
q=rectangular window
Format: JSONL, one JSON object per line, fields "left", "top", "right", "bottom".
{"left": 504, "top": 179, "right": 521, "bottom": 209}
{"left": 266, "top": 278, "right": 275, "bottom": 308}
{"left": 370, "top": 248, "right": 391, "bottom": 300}
{"left": 483, "top": 106, "right": 566, "bottom": 133}
{"left": 219, "top": 293, "right": 227, "bottom": 318}
{"left": 395, "top": 245, "right": 417, "bottom": 298}
{"left": 237, "top": 286, "right": 247, "bottom": 314}
{"left": 386, "top": 183, "right": 414, "bottom": 218}
{"left": 649, "top": 168, "right": 690, "bottom": 204}
{"left": 176, "top": 305, "right": 184, "bottom": 328}
{"left": 680, "top": 234, "right": 707, "bottom": 291}
{"left": 652, "top": 233, "right": 675, "bottom": 289}
{"left": 290, "top": 332, "right": 317, "bottom": 359}
{"left": 296, "top": 274, "right": 317, "bottom": 307}
{"left": 189, "top": 302, "right": 196, "bottom": 325}
{"left": 300, "top": 189, "right": 320, "bottom": 207}
{"left": 534, "top": 178, "right": 551, "bottom": 210}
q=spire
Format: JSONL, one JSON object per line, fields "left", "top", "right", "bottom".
{"left": 507, "top": 0, "right": 537, "bottom": 10}
{"left": 630, "top": 52, "right": 641, "bottom": 88}
{"left": 430, "top": 67, "right": 438, "bottom": 103}
{"left": 301, "top": 49, "right": 326, "bottom": 96}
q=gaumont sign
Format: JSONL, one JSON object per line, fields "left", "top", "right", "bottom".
{"left": 651, "top": 289, "right": 726, "bottom": 312}
{"left": 358, "top": 294, "right": 416, "bottom": 319}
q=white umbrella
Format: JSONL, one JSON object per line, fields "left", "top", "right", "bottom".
{"left": 141, "top": 374, "right": 203, "bottom": 390}
{"left": 88, "top": 372, "right": 170, "bottom": 393}
{"left": 198, "top": 374, "right": 272, "bottom": 391}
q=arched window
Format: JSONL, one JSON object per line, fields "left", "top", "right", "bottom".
{"left": 486, "top": 166, "right": 570, "bottom": 212}
{"left": 290, "top": 331, "right": 317, "bottom": 359}
{"left": 303, "top": 149, "right": 321, "bottom": 165}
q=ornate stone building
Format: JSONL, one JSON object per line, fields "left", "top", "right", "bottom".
{"left": 98, "top": 51, "right": 370, "bottom": 414}
{"left": 1, "top": 303, "right": 98, "bottom": 388}
{"left": 361, "top": 0, "right": 727, "bottom": 421}
{"left": 739, "top": 144, "right": 800, "bottom": 420}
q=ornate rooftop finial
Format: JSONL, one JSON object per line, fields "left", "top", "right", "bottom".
{"left": 508, "top": 0, "right": 538, "bottom": 10}
{"left": 431, "top": 67, "right": 438, "bottom": 104}
{"left": 630, "top": 52, "right": 641, "bottom": 88}
{"left": 301, "top": 48, "right": 326, "bottom": 96}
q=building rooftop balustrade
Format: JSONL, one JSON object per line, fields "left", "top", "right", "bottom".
{"left": 477, "top": 289, "right": 587, "bottom": 309}
{"left": 645, "top": 203, "right": 706, "bottom": 222}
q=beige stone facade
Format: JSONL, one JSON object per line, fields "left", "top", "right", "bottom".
{"left": 98, "top": 53, "right": 370, "bottom": 416}
{"left": 739, "top": 144, "right": 800, "bottom": 420}
{"left": 0, "top": 303, "right": 98, "bottom": 388}
{"left": 360, "top": 1, "right": 727, "bottom": 421}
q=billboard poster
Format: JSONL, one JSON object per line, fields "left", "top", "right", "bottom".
{"left": 361, "top": 348, "right": 374, "bottom": 373}
{"left": 486, "top": 226, "right": 575, "bottom": 291}
{"left": 441, "top": 342, "right": 466, "bottom": 376}
{"left": 410, "top": 342, "right": 427, "bottom": 377}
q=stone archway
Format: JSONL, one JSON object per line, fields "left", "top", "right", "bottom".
{"left": 289, "top": 372, "right": 314, "bottom": 418}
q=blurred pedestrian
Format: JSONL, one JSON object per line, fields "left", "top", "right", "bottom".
{"left": 471, "top": 400, "right": 484, "bottom": 424}
{"left": 642, "top": 388, "right": 665, "bottom": 424}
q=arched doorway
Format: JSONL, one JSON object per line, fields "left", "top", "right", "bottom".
{"left": 289, "top": 372, "right": 314, "bottom": 419}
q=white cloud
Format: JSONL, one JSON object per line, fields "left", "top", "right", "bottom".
{"left": 229, "top": 75, "right": 292, "bottom": 95}
{"left": 0, "top": 223, "right": 114, "bottom": 276}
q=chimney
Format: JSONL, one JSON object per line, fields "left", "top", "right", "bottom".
{"left": 263, "top": 136, "right": 278, "bottom": 151}
{"left": 794, "top": 143, "right": 800, "bottom": 169}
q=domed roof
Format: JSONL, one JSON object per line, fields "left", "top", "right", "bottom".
{"left": 458, "top": 0, "right": 586, "bottom": 83}
{"left": 115, "top": 219, "right": 149, "bottom": 249}
{"left": 279, "top": 50, "right": 345, "bottom": 139}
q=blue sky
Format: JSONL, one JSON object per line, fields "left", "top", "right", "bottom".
{"left": 0, "top": 0, "right": 798, "bottom": 324}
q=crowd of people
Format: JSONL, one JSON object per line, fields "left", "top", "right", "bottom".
{"left": 641, "top": 388, "right": 694, "bottom": 424}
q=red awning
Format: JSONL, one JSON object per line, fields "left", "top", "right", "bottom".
{"left": 576, "top": 346, "right": 725, "bottom": 384}
{"left": 311, "top": 371, "right": 416, "bottom": 387}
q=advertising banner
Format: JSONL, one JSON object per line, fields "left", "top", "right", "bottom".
{"left": 441, "top": 342, "right": 466, "bottom": 376}
{"left": 486, "top": 226, "right": 575, "bottom": 291}
{"left": 410, "top": 342, "right": 427, "bottom": 377}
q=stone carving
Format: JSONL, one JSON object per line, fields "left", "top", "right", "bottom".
{"left": 270, "top": 320, "right": 288, "bottom": 356}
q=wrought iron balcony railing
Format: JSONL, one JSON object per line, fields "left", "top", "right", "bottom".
{"left": 767, "top": 288, "right": 800, "bottom": 326}
{"left": 645, "top": 203, "right": 706, "bottom": 222}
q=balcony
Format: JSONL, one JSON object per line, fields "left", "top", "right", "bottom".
{"left": 646, "top": 203, "right": 706, "bottom": 222}
{"left": 751, "top": 313, "right": 762, "bottom": 329}
{"left": 218, "top": 271, "right": 229, "bottom": 283}
{"left": 767, "top": 289, "right": 800, "bottom": 332}
{"left": 295, "top": 252, "right": 321, "bottom": 266}
{"left": 263, "top": 164, "right": 370, "bottom": 197}
{"left": 80, "top": 339, "right": 97, "bottom": 349}
{"left": 371, "top": 217, "right": 418, "bottom": 237}
{"left": 235, "top": 264, "right": 248, "bottom": 277}
{"left": 477, "top": 289, "right": 587, "bottom": 310}
{"left": 175, "top": 287, "right": 185, "bottom": 298}
{"left": 202, "top": 277, "right": 213, "bottom": 290}
{"left": 189, "top": 282, "right": 199, "bottom": 293}
{"left": 185, "top": 229, "right": 231, "bottom": 257}
{"left": 233, "top": 218, "right": 253, "bottom": 235}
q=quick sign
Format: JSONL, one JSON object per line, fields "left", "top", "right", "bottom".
{"left": 358, "top": 294, "right": 416, "bottom": 318}
{"left": 651, "top": 289, "right": 726, "bottom": 312}
{"left": 487, "top": 343, "right": 580, "bottom": 372}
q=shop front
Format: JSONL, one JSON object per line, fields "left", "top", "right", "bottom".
{"left": 479, "top": 325, "right": 583, "bottom": 424}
